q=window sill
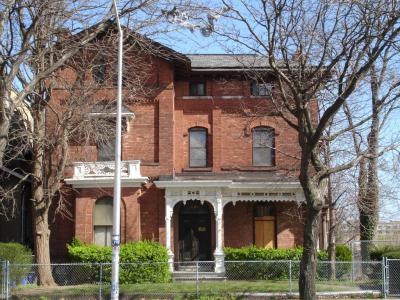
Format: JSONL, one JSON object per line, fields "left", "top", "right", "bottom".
{"left": 250, "top": 95, "right": 271, "bottom": 99}
{"left": 221, "top": 166, "right": 277, "bottom": 172}
{"left": 182, "top": 167, "right": 212, "bottom": 172}
{"left": 141, "top": 162, "right": 160, "bottom": 166}
{"left": 181, "top": 96, "right": 213, "bottom": 100}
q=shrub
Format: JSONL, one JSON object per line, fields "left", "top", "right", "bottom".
{"left": 370, "top": 246, "right": 400, "bottom": 260}
{"left": 224, "top": 245, "right": 351, "bottom": 280}
{"left": 224, "top": 246, "right": 304, "bottom": 261}
{"left": 0, "top": 242, "right": 33, "bottom": 284}
{"left": 224, "top": 246, "right": 349, "bottom": 261}
{"left": 335, "top": 245, "right": 352, "bottom": 261}
{"left": 67, "top": 240, "right": 170, "bottom": 284}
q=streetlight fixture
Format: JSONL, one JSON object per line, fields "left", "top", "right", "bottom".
{"left": 111, "top": 0, "right": 123, "bottom": 299}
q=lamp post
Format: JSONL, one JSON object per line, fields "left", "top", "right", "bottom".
{"left": 111, "top": 0, "right": 123, "bottom": 299}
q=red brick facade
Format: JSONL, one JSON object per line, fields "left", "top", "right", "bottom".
{"left": 50, "top": 39, "right": 314, "bottom": 262}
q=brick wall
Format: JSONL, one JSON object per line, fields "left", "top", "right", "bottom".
{"left": 49, "top": 48, "right": 312, "bottom": 260}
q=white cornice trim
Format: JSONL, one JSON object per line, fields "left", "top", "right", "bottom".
{"left": 64, "top": 177, "right": 147, "bottom": 188}
{"left": 155, "top": 180, "right": 301, "bottom": 190}
{"left": 155, "top": 180, "right": 232, "bottom": 188}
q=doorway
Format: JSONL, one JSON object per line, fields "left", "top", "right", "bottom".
{"left": 254, "top": 203, "right": 276, "bottom": 248}
{"left": 178, "top": 200, "right": 212, "bottom": 261}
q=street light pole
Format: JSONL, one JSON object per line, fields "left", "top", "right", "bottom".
{"left": 111, "top": 0, "right": 123, "bottom": 299}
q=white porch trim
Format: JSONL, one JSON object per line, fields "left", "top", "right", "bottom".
{"left": 156, "top": 180, "right": 305, "bottom": 274}
{"left": 65, "top": 160, "right": 148, "bottom": 188}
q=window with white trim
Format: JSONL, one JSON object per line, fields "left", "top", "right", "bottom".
{"left": 189, "top": 128, "right": 208, "bottom": 167}
{"left": 252, "top": 127, "right": 275, "bottom": 166}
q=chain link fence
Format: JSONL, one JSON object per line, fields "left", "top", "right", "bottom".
{"left": 0, "top": 260, "right": 385, "bottom": 299}
{"left": 350, "top": 240, "right": 400, "bottom": 261}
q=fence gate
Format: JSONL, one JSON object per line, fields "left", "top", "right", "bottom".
{"left": 385, "top": 259, "right": 400, "bottom": 296}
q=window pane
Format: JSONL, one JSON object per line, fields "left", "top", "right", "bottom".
{"left": 94, "top": 197, "right": 113, "bottom": 225}
{"left": 189, "top": 82, "right": 206, "bottom": 96}
{"left": 94, "top": 226, "right": 106, "bottom": 246}
{"left": 253, "top": 129, "right": 273, "bottom": 147}
{"left": 98, "top": 140, "right": 115, "bottom": 161}
{"left": 105, "top": 226, "right": 112, "bottom": 247}
{"left": 251, "top": 82, "right": 272, "bottom": 96}
{"left": 190, "top": 148, "right": 207, "bottom": 167}
{"left": 253, "top": 148, "right": 273, "bottom": 166}
{"left": 93, "top": 57, "right": 106, "bottom": 83}
{"left": 190, "top": 130, "right": 206, "bottom": 148}
{"left": 94, "top": 226, "right": 112, "bottom": 246}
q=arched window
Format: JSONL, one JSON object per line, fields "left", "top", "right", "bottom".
{"left": 254, "top": 202, "right": 276, "bottom": 248}
{"left": 252, "top": 127, "right": 275, "bottom": 166}
{"left": 93, "top": 197, "right": 113, "bottom": 246}
{"left": 189, "top": 128, "right": 207, "bottom": 167}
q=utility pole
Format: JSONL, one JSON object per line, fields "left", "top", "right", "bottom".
{"left": 111, "top": 0, "right": 123, "bottom": 299}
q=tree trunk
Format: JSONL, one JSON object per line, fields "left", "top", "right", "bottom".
{"left": 327, "top": 176, "right": 336, "bottom": 280}
{"left": 0, "top": 83, "right": 12, "bottom": 167}
{"left": 299, "top": 206, "right": 321, "bottom": 300}
{"left": 0, "top": 114, "right": 10, "bottom": 167}
{"left": 31, "top": 105, "right": 56, "bottom": 286}
{"left": 359, "top": 78, "right": 380, "bottom": 260}
{"left": 357, "top": 158, "right": 370, "bottom": 261}
{"left": 34, "top": 206, "right": 55, "bottom": 286}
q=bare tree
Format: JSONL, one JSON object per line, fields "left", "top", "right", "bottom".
{"left": 0, "top": 0, "right": 176, "bottom": 285}
{"left": 195, "top": 1, "right": 400, "bottom": 299}
{"left": 342, "top": 43, "right": 400, "bottom": 260}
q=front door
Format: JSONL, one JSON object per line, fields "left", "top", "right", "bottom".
{"left": 178, "top": 201, "right": 212, "bottom": 261}
{"left": 255, "top": 216, "right": 275, "bottom": 248}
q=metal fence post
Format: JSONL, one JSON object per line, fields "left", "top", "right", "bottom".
{"left": 99, "top": 263, "right": 103, "bottom": 300}
{"left": 289, "top": 260, "right": 292, "bottom": 294}
{"left": 1, "top": 260, "right": 4, "bottom": 299}
{"left": 196, "top": 261, "right": 199, "bottom": 299}
{"left": 382, "top": 257, "right": 387, "bottom": 298}
{"left": 5, "top": 261, "right": 9, "bottom": 299}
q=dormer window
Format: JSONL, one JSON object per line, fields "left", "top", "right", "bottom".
{"left": 189, "top": 82, "right": 206, "bottom": 96}
{"left": 251, "top": 82, "right": 272, "bottom": 96}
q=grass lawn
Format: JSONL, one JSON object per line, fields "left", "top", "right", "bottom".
{"left": 12, "top": 280, "right": 380, "bottom": 299}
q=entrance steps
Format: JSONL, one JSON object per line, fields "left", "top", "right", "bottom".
{"left": 173, "top": 263, "right": 226, "bottom": 281}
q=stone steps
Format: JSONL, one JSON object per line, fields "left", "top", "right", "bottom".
{"left": 173, "top": 271, "right": 226, "bottom": 281}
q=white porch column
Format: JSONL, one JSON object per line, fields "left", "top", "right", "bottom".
{"left": 214, "top": 190, "right": 225, "bottom": 273}
{"left": 165, "top": 198, "right": 174, "bottom": 272}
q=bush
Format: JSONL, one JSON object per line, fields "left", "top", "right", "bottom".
{"left": 224, "top": 245, "right": 351, "bottom": 280}
{"left": 0, "top": 242, "right": 33, "bottom": 284}
{"left": 335, "top": 244, "right": 352, "bottom": 261}
{"left": 370, "top": 246, "right": 400, "bottom": 260}
{"left": 224, "top": 246, "right": 348, "bottom": 261}
{"left": 67, "top": 240, "right": 170, "bottom": 284}
{"left": 224, "top": 246, "right": 304, "bottom": 261}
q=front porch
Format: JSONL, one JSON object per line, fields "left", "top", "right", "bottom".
{"left": 155, "top": 179, "right": 306, "bottom": 274}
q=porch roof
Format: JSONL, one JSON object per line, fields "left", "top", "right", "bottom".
{"left": 155, "top": 171, "right": 301, "bottom": 191}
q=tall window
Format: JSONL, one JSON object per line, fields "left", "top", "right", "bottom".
{"left": 253, "top": 127, "right": 275, "bottom": 166}
{"left": 189, "top": 82, "right": 206, "bottom": 96}
{"left": 189, "top": 128, "right": 207, "bottom": 167}
{"left": 93, "top": 197, "right": 113, "bottom": 246}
